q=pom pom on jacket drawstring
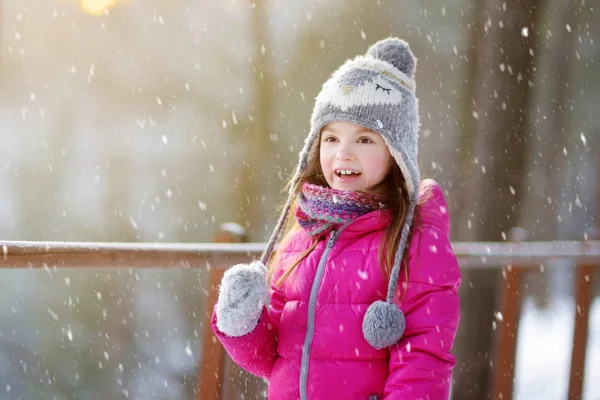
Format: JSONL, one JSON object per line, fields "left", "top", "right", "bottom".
{"left": 362, "top": 300, "right": 406, "bottom": 350}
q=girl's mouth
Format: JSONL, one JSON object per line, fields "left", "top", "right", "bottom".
{"left": 335, "top": 169, "right": 361, "bottom": 178}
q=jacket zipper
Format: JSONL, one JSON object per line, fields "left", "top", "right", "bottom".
{"left": 299, "top": 223, "right": 351, "bottom": 400}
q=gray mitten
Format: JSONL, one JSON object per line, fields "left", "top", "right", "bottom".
{"left": 215, "top": 261, "right": 268, "bottom": 337}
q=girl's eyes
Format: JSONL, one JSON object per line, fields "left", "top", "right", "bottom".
{"left": 322, "top": 136, "right": 374, "bottom": 144}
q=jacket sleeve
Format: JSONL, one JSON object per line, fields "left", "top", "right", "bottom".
{"left": 384, "top": 181, "right": 461, "bottom": 399}
{"left": 210, "top": 265, "right": 286, "bottom": 379}
{"left": 383, "top": 225, "right": 460, "bottom": 399}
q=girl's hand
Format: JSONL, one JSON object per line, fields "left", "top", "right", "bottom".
{"left": 215, "top": 261, "right": 268, "bottom": 337}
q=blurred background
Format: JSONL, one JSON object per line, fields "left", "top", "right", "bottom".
{"left": 0, "top": 0, "right": 598, "bottom": 399}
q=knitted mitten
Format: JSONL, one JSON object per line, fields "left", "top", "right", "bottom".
{"left": 215, "top": 261, "right": 268, "bottom": 337}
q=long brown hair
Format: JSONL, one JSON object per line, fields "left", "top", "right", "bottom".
{"left": 267, "top": 138, "right": 413, "bottom": 289}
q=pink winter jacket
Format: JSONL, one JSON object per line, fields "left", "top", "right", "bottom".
{"left": 211, "top": 180, "right": 461, "bottom": 400}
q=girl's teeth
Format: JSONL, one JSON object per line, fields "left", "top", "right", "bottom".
{"left": 337, "top": 170, "right": 360, "bottom": 176}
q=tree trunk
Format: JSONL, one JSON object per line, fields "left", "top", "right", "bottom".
{"left": 452, "top": 0, "right": 543, "bottom": 399}
{"left": 544, "top": 0, "right": 577, "bottom": 237}
{"left": 526, "top": 0, "right": 578, "bottom": 308}
{"left": 232, "top": 0, "right": 275, "bottom": 241}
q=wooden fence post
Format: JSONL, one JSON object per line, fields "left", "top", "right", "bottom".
{"left": 198, "top": 223, "right": 247, "bottom": 400}
{"left": 198, "top": 223, "right": 266, "bottom": 400}
{"left": 567, "top": 228, "right": 597, "bottom": 400}
{"left": 491, "top": 227, "right": 528, "bottom": 400}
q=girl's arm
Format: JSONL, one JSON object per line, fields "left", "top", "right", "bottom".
{"left": 384, "top": 183, "right": 461, "bottom": 399}
{"left": 384, "top": 272, "right": 459, "bottom": 399}
{"left": 210, "top": 264, "right": 286, "bottom": 379}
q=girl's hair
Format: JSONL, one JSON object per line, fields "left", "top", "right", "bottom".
{"left": 267, "top": 135, "right": 415, "bottom": 290}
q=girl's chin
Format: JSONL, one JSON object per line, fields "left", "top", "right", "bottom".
{"left": 330, "top": 179, "right": 368, "bottom": 192}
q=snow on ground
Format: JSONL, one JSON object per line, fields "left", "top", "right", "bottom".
{"left": 515, "top": 296, "right": 600, "bottom": 400}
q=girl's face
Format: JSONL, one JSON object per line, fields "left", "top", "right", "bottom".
{"left": 319, "top": 121, "right": 392, "bottom": 192}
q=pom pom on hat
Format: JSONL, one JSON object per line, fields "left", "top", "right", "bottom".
{"left": 366, "top": 37, "right": 416, "bottom": 77}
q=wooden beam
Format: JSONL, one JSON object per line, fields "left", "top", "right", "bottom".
{"left": 0, "top": 240, "right": 599, "bottom": 269}
{"left": 0, "top": 241, "right": 264, "bottom": 268}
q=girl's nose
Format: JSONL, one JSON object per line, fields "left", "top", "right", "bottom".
{"left": 335, "top": 149, "right": 355, "bottom": 161}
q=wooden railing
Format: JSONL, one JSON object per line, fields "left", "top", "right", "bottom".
{"left": 1, "top": 235, "right": 599, "bottom": 400}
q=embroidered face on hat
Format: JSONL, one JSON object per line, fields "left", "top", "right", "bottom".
{"left": 317, "top": 72, "right": 405, "bottom": 112}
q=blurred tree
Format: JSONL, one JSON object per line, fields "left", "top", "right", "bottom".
{"left": 229, "top": 0, "right": 276, "bottom": 241}
{"left": 538, "top": 0, "right": 577, "bottom": 242}
{"left": 524, "top": 0, "right": 579, "bottom": 308}
{"left": 452, "top": 0, "right": 543, "bottom": 399}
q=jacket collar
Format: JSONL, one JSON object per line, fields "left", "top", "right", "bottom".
{"left": 338, "top": 209, "right": 392, "bottom": 239}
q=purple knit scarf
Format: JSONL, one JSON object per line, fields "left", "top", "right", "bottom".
{"left": 295, "top": 183, "right": 387, "bottom": 238}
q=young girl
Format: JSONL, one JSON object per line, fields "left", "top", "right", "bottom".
{"left": 211, "top": 38, "right": 460, "bottom": 400}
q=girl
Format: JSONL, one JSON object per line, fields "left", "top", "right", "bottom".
{"left": 211, "top": 38, "right": 460, "bottom": 400}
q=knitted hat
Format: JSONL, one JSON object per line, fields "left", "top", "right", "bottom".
{"left": 260, "top": 38, "right": 419, "bottom": 350}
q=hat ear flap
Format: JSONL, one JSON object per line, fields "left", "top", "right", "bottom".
{"left": 260, "top": 193, "right": 293, "bottom": 266}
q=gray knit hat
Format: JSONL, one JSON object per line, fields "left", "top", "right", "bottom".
{"left": 260, "top": 38, "right": 419, "bottom": 350}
